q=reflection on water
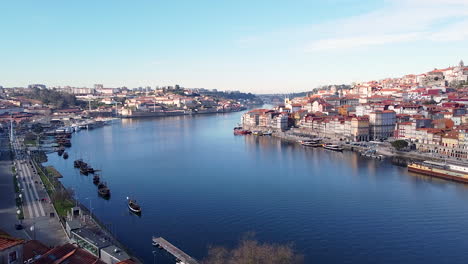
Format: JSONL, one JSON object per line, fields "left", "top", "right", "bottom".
{"left": 45, "top": 111, "right": 468, "bottom": 264}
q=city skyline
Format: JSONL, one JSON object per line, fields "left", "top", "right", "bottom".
{"left": 1, "top": 0, "right": 467, "bottom": 93}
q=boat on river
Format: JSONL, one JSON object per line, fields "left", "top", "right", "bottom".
{"left": 323, "top": 144, "right": 343, "bottom": 152}
{"left": 252, "top": 131, "right": 263, "bottom": 136}
{"left": 127, "top": 197, "right": 141, "bottom": 214}
{"left": 97, "top": 182, "right": 110, "bottom": 198}
{"left": 63, "top": 152, "right": 69, "bottom": 159}
{"left": 57, "top": 148, "right": 64, "bottom": 156}
{"left": 93, "top": 174, "right": 100, "bottom": 185}
{"left": 74, "top": 159, "right": 85, "bottom": 168}
{"left": 233, "top": 127, "right": 251, "bottom": 135}
{"left": 302, "top": 142, "right": 321, "bottom": 147}
{"left": 408, "top": 161, "right": 468, "bottom": 183}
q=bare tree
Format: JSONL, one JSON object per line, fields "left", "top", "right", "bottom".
{"left": 202, "top": 234, "right": 304, "bottom": 264}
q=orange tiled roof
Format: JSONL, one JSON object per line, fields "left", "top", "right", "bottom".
{"left": 0, "top": 235, "right": 24, "bottom": 251}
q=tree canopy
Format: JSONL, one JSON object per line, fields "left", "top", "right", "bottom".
{"left": 202, "top": 235, "right": 303, "bottom": 264}
{"left": 26, "top": 88, "right": 79, "bottom": 108}
{"left": 391, "top": 140, "right": 409, "bottom": 151}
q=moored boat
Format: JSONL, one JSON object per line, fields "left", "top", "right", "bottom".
{"left": 97, "top": 182, "right": 110, "bottom": 197}
{"left": 323, "top": 144, "right": 343, "bottom": 152}
{"left": 408, "top": 161, "right": 468, "bottom": 183}
{"left": 58, "top": 148, "right": 64, "bottom": 156}
{"left": 93, "top": 174, "right": 100, "bottom": 185}
{"left": 301, "top": 142, "right": 321, "bottom": 147}
{"left": 74, "top": 159, "right": 84, "bottom": 168}
{"left": 63, "top": 152, "right": 69, "bottom": 159}
{"left": 233, "top": 127, "right": 251, "bottom": 135}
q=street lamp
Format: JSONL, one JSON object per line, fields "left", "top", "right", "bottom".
{"left": 30, "top": 224, "right": 35, "bottom": 240}
{"left": 16, "top": 209, "right": 21, "bottom": 221}
{"left": 85, "top": 197, "right": 93, "bottom": 222}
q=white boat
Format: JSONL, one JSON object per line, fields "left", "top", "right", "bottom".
{"left": 323, "top": 144, "right": 343, "bottom": 152}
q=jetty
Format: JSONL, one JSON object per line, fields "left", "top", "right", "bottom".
{"left": 152, "top": 237, "right": 199, "bottom": 264}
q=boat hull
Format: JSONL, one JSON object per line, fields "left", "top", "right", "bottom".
{"left": 408, "top": 165, "right": 468, "bottom": 184}
{"left": 128, "top": 205, "right": 141, "bottom": 214}
{"left": 323, "top": 147, "right": 343, "bottom": 152}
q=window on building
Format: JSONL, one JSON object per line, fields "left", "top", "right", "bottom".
{"left": 9, "top": 251, "right": 17, "bottom": 263}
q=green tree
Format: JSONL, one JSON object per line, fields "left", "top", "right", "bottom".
{"left": 391, "top": 140, "right": 408, "bottom": 151}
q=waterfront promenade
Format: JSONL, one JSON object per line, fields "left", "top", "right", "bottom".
{"left": 9, "top": 134, "right": 68, "bottom": 246}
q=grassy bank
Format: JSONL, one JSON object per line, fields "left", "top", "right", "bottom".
{"left": 53, "top": 199, "right": 75, "bottom": 217}
{"left": 35, "top": 163, "right": 74, "bottom": 217}
{"left": 45, "top": 166, "right": 62, "bottom": 178}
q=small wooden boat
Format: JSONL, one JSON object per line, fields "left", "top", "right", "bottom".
{"left": 93, "top": 174, "right": 100, "bottom": 185}
{"left": 97, "top": 182, "right": 110, "bottom": 198}
{"left": 127, "top": 197, "right": 141, "bottom": 214}
{"left": 63, "top": 152, "right": 69, "bottom": 159}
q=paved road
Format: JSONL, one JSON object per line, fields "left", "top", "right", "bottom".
{"left": 9, "top": 135, "right": 68, "bottom": 246}
{"left": 0, "top": 133, "right": 31, "bottom": 240}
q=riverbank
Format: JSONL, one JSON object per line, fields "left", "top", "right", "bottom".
{"left": 120, "top": 107, "right": 247, "bottom": 118}
{"left": 242, "top": 125, "right": 468, "bottom": 167}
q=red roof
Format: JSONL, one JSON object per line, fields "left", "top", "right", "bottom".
{"left": 117, "top": 260, "right": 138, "bottom": 264}
{"left": 35, "top": 244, "right": 105, "bottom": 264}
{"left": 23, "top": 240, "right": 50, "bottom": 261}
{"left": 0, "top": 235, "right": 23, "bottom": 251}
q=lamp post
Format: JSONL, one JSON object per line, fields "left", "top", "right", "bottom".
{"left": 85, "top": 197, "right": 93, "bottom": 223}
{"left": 16, "top": 209, "right": 21, "bottom": 224}
{"left": 30, "top": 223, "right": 35, "bottom": 240}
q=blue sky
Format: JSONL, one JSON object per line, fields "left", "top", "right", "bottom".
{"left": 1, "top": 0, "right": 467, "bottom": 93}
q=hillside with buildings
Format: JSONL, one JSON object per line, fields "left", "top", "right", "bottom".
{"left": 242, "top": 60, "right": 468, "bottom": 160}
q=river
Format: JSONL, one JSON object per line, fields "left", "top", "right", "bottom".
{"left": 45, "top": 110, "right": 468, "bottom": 264}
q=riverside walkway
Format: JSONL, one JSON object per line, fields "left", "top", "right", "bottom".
{"left": 152, "top": 237, "right": 199, "bottom": 264}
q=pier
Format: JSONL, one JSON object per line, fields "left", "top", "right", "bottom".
{"left": 152, "top": 237, "right": 199, "bottom": 264}
{"left": 153, "top": 237, "right": 198, "bottom": 264}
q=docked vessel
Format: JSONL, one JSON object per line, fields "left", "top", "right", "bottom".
{"left": 302, "top": 142, "right": 321, "bottom": 147}
{"left": 300, "top": 139, "right": 322, "bottom": 147}
{"left": 252, "top": 131, "right": 263, "bottom": 136}
{"left": 407, "top": 161, "right": 468, "bottom": 183}
{"left": 127, "top": 197, "right": 142, "bottom": 214}
{"left": 233, "top": 127, "right": 251, "bottom": 135}
{"left": 74, "top": 159, "right": 85, "bottom": 168}
{"left": 93, "top": 174, "right": 100, "bottom": 185}
{"left": 75, "top": 159, "right": 96, "bottom": 175}
{"left": 57, "top": 148, "right": 64, "bottom": 156}
{"left": 263, "top": 131, "right": 273, "bottom": 136}
{"left": 97, "top": 182, "right": 110, "bottom": 198}
{"left": 323, "top": 144, "right": 343, "bottom": 152}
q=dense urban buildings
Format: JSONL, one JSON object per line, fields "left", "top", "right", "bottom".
{"left": 242, "top": 60, "right": 468, "bottom": 160}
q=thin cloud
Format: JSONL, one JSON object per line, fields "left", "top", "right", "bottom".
{"left": 305, "top": 32, "right": 423, "bottom": 52}
{"left": 302, "top": 0, "right": 468, "bottom": 51}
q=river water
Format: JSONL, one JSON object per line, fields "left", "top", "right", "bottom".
{"left": 45, "top": 110, "right": 468, "bottom": 264}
